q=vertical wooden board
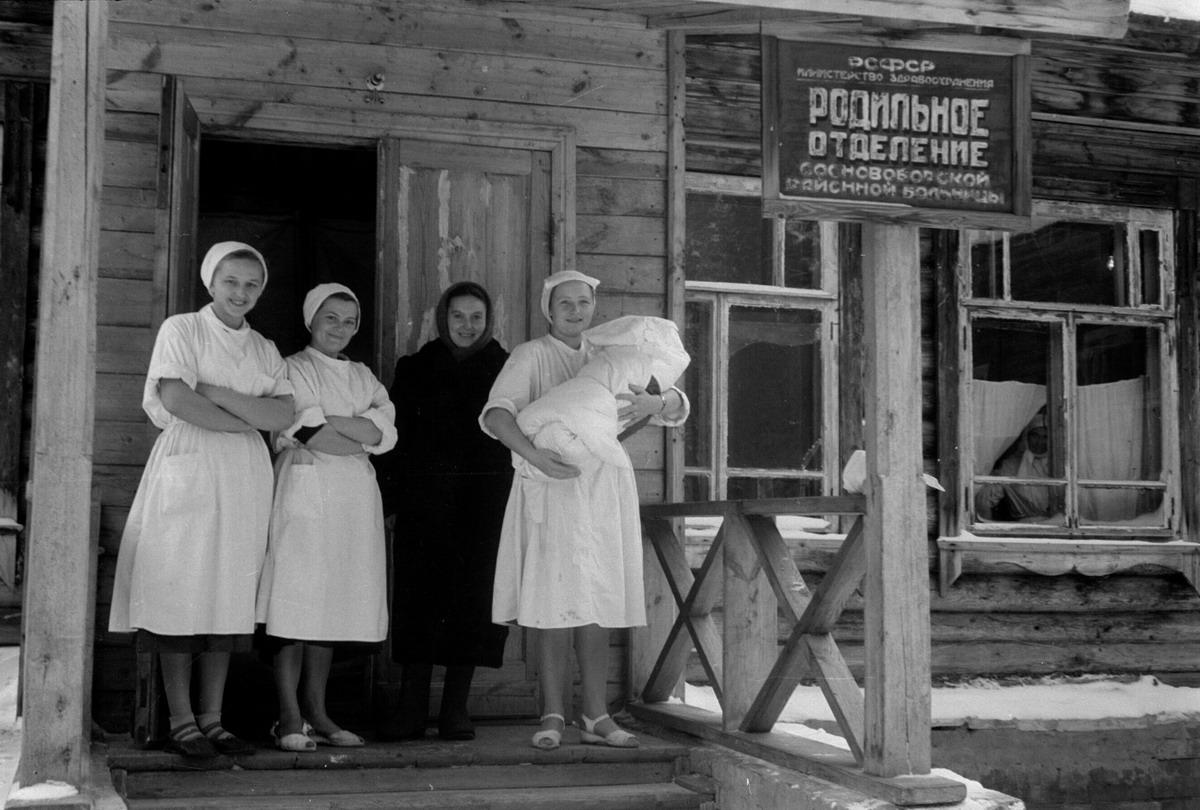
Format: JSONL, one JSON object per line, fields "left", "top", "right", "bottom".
{"left": 21, "top": 0, "right": 105, "bottom": 788}
{"left": 721, "top": 514, "right": 775, "bottom": 731}
{"left": 861, "top": 223, "right": 932, "bottom": 777}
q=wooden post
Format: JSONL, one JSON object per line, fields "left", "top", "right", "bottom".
{"left": 860, "top": 223, "right": 932, "bottom": 776}
{"left": 721, "top": 512, "right": 775, "bottom": 730}
{"left": 633, "top": 28, "right": 687, "bottom": 701}
{"left": 16, "top": 0, "right": 106, "bottom": 791}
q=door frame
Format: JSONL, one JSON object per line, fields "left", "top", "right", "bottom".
{"left": 374, "top": 123, "right": 575, "bottom": 387}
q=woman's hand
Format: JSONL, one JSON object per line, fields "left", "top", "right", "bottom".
{"left": 617, "top": 383, "right": 666, "bottom": 425}
{"left": 529, "top": 448, "right": 580, "bottom": 479}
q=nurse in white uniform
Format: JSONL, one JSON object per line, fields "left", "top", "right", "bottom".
{"left": 481, "top": 271, "right": 689, "bottom": 751}
{"left": 109, "top": 242, "right": 295, "bottom": 758}
{"left": 257, "top": 283, "right": 396, "bottom": 751}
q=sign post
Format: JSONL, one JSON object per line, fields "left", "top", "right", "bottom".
{"left": 762, "top": 34, "right": 1031, "bottom": 777}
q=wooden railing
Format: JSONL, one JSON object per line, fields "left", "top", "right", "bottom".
{"left": 629, "top": 496, "right": 966, "bottom": 807}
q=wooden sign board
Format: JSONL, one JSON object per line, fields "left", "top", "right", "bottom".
{"left": 763, "top": 36, "right": 1031, "bottom": 229}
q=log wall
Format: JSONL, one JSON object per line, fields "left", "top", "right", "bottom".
{"left": 684, "top": 16, "right": 1200, "bottom": 687}
{"left": 92, "top": 0, "right": 671, "bottom": 731}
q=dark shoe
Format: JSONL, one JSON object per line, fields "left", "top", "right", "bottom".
{"left": 164, "top": 722, "right": 218, "bottom": 759}
{"left": 378, "top": 662, "right": 431, "bottom": 741}
{"left": 199, "top": 722, "right": 256, "bottom": 756}
{"left": 438, "top": 709, "right": 475, "bottom": 741}
{"left": 438, "top": 665, "right": 476, "bottom": 740}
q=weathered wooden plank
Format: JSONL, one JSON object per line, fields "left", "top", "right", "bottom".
{"left": 102, "top": 138, "right": 158, "bottom": 189}
{"left": 0, "top": 23, "right": 50, "bottom": 79}
{"left": 632, "top": 519, "right": 681, "bottom": 701}
{"left": 577, "top": 176, "right": 665, "bottom": 218}
{"left": 592, "top": 293, "right": 667, "bottom": 324}
{"left": 674, "top": 0, "right": 1128, "bottom": 39}
{"left": 861, "top": 223, "right": 930, "bottom": 776}
{"left": 104, "top": 71, "right": 669, "bottom": 153}
{"left": 109, "top": 0, "right": 666, "bottom": 70}
{"left": 630, "top": 702, "right": 965, "bottom": 807}
{"left": 722, "top": 512, "right": 776, "bottom": 730}
{"left": 20, "top": 0, "right": 106, "bottom": 789}
{"left": 107, "top": 22, "right": 667, "bottom": 116}
{"left": 577, "top": 147, "right": 667, "bottom": 180}
{"left": 100, "top": 229, "right": 156, "bottom": 279}
{"left": 103, "top": 108, "right": 158, "bottom": 142}
{"left": 95, "top": 422, "right": 158, "bottom": 467}
{"left": 96, "top": 374, "right": 148, "bottom": 424}
{"left": 98, "top": 277, "right": 155, "bottom": 327}
{"left": 97, "top": 325, "right": 154, "bottom": 374}
{"left": 577, "top": 214, "right": 665, "bottom": 256}
{"left": 123, "top": 760, "right": 679, "bottom": 799}
{"left": 578, "top": 255, "right": 666, "bottom": 295}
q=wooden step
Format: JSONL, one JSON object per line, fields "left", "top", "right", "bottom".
{"left": 118, "top": 760, "right": 679, "bottom": 799}
{"left": 122, "top": 782, "right": 711, "bottom": 809}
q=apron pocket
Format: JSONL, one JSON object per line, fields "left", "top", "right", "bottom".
{"left": 153, "top": 453, "right": 209, "bottom": 522}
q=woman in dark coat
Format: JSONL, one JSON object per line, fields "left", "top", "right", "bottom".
{"left": 378, "top": 281, "right": 513, "bottom": 740}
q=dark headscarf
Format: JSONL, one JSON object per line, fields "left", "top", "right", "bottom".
{"left": 436, "top": 281, "right": 494, "bottom": 362}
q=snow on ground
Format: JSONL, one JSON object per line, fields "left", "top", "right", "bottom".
{"left": 685, "top": 673, "right": 1200, "bottom": 736}
{"left": 1131, "top": 0, "right": 1200, "bottom": 20}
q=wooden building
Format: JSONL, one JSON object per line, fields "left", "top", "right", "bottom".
{"left": 2, "top": 0, "right": 1198, "bottom": 806}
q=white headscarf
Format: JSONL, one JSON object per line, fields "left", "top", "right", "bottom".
{"left": 200, "top": 241, "right": 268, "bottom": 289}
{"left": 302, "top": 282, "right": 360, "bottom": 332}
{"left": 540, "top": 269, "right": 599, "bottom": 322}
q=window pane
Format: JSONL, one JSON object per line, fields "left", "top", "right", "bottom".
{"left": 971, "top": 320, "right": 1062, "bottom": 524}
{"left": 1139, "top": 230, "right": 1161, "bottom": 306}
{"left": 686, "top": 193, "right": 772, "bottom": 284}
{"left": 728, "top": 306, "right": 822, "bottom": 470}
{"left": 973, "top": 482, "right": 1066, "bottom": 526}
{"left": 728, "top": 477, "right": 821, "bottom": 499}
{"left": 1076, "top": 324, "right": 1162, "bottom": 488}
{"left": 1079, "top": 487, "right": 1165, "bottom": 526}
{"left": 783, "top": 219, "right": 821, "bottom": 289}
{"left": 683, "top": 301, "right": 713, "bottom": 468}
{"left": 1010, "top": 220, "right": 1128, "bottom": 306}
{"left": 969, "top": 231, "right": 1004, "bottom": 299}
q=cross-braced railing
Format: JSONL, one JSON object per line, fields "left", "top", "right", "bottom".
{"left": 629, "top": 495, "right": 966, "bottom": 807}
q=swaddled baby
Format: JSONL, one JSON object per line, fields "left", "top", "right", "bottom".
{"left": 516, "top": 315, "right": 690, "bottom": 475}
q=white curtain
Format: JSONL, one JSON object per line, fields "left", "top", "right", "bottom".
{"left": 972, "top": 380, "right": 1047, "bottom": 475}
{"left": 1077, "top": 377, "right": 1145, "bottom": 521}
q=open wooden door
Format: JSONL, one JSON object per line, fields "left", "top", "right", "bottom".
{"left": 132, "top": 75, "right": 200, "bottom": 745}
{"left": 376, "top": 136, "right": 555, "bottom": 719}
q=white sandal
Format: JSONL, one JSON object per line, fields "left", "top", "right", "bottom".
{"left": 580, "top": 713, "right": 638, "bottom": 748}
{"left": 531, "top": 713, "right": 564, "bottom": 750}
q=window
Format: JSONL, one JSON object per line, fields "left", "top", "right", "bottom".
{"left": 684, "top": 179, "right": 839, "bottom": 501}
{"left": 960, "top": 202, "right": 1176, "bottom": 535}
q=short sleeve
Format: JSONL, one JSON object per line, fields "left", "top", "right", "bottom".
{"left": 142, "top": 315, "right": 200, "bottom": 429}
{"left": 479, "top": 342, "right": 540, "bottom": 438}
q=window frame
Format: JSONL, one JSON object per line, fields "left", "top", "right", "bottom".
{"left": 955, "top": 200, "right": 1180, "bottom": 539}
{"left": 683, "top": 173, "right": 841, "bottom": 501}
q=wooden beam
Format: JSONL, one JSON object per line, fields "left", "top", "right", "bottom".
{"left": 860, "top": 223, "right": 932, "bottom": 777}
{"left": 721, "top": 512, "right": 775, "bottom": 730}
{"left": 17, "top": 0, "right": 106, "bottom": 790}
{"left": 675, "top": 0, "right": 1129, "bottom": 38}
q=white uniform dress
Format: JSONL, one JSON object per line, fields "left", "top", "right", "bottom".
{"left": 483, "top": 333, "right": 688, "bottom": 629}
{"left": 256, "top": 347, "right": 397, "bottom": 642}
{"left": 109, "top": 304, "right": 293, "bottom": 636}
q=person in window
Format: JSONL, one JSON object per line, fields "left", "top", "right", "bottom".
{"left": 975, "top": 411, "right": 1052, "bottom": 521}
